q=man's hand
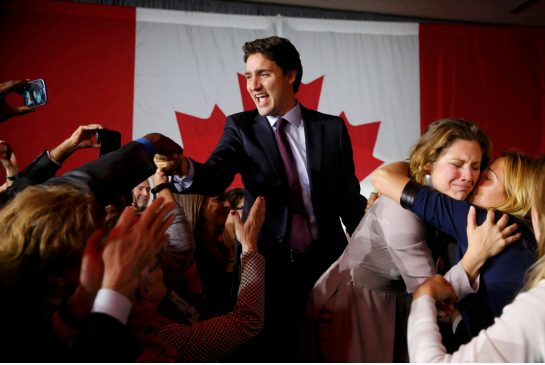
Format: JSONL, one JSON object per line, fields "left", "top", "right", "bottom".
{"left": 232, "top": 196, "right": 265, "bottom": 252}
{"left": 101, "top": 197, "right": 176, "bottom": 299}
{"left": 49, "top": 124, "right": 104, "bottom": 163}
{"left": 143, "top": 133, "right": 183, "bottom": 157}
{"left": 0, "top": 79, "right": 35, "bottom": 123}
{"left": 62, "top": 229, "right": 109, "bottom": 321}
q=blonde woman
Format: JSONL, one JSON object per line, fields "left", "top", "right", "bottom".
{"left": 407, "top": 155, "right": 545, "bottom": 362}
{"left": 372, "top": 151, "right": 537, "bottom": 340}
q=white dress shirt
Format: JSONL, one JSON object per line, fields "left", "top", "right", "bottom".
{"left": 267, "top": 103, "right": 317, "bottom": 239}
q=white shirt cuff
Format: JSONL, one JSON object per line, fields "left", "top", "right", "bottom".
{"left": 91, "top": 288, "right": 132, "bottom": 325}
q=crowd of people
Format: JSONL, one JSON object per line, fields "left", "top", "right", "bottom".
{"left": 0, "top": 35, "right": 544, "bottom": 363}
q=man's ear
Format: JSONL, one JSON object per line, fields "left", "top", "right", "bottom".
{"left": 286, "top": 70, "right": 296, "bottom": 85}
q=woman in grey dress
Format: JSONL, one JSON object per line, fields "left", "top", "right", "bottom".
{"left": 302, "top": 119, "right": 498, "bottom": 362}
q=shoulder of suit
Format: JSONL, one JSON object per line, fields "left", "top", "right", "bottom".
{"left": 300, "top": 105, "right": 342, "bottom": 123}
{"left": 226, "top": 109, "right": 262, "bottom": 128}
{"left": 228, "top": 109, "right": 259, "bottom": 121}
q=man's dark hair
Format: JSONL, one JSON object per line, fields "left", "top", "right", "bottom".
{"left": 243, "top": 36, "right": 303, "bottom": 93}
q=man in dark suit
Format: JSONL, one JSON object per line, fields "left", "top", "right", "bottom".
{"left": 173, "top": 36, "right": 366, "bottom": 361}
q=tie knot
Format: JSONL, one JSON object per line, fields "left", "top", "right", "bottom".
{"left": 276, "top": 118, "right": 287, "bottom": 133}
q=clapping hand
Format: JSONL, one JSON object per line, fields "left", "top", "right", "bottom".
{"left": 232, "top": 196, "right": 266, "bottom": 253}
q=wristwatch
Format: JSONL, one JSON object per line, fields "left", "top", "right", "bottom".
{"left": 151, "top": 182, "right": 170, "bottom": 195}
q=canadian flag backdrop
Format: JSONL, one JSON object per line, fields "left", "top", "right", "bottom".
{"left": 1, "top": 0, "right": 544, "bottom": 197}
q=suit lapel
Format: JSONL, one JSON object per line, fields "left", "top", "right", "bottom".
{"left": 302, "top": 107, "right": 322, "bottom": 188}
{"left": 251, "top": 114, "right": 284, "bottom": 183}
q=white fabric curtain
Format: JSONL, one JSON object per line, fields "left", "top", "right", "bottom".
{"left": 134, "top": 9, "right": 419, "bottom": 195}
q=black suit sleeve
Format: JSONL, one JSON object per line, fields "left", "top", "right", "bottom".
{"left": 0, "top": 150, "right": 61, "bottom": 206}
{"left": 337, "top": 119, "right": 366, "bottom": 235}
{"left": 186, "top": 115, "right": 243, "bottom": 196}
{"left": 49, "top": 141, "right": 156, "bottom": 205}
{"left": 73, "top": 313, "right": 141, "bottom": 362}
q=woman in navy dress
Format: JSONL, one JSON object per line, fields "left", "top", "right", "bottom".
{"left": 372, "top": 150, "right": 537, "bottom": 340}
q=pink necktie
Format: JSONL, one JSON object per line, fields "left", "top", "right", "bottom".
{"left": 274, "top": 118, "right": 312, "bottom": 253}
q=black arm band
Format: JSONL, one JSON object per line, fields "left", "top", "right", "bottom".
{"left": 151, "top": 182, "right": 170, "bottom": 195}
{"left": 400, "top": 180, "right": 421, "bottom": 209}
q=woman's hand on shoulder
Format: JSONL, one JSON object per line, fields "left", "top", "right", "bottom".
{"left": 461, "top": 206, "right": 520, "bottom": 283}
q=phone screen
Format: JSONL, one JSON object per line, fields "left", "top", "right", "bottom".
{"left": 23, "top": 79, "right": 48, "bottom": 107}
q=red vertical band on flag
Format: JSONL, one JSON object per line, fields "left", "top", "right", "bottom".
{"left": 420, "top": 23, "right": 545, "bottom": 158}
{"left": 0, "top": 0, "right": 136, "bottom": 174}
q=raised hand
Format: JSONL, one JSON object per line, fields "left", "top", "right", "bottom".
{"left": 101, "top": 197, "right": 176, "bottom": 299}
{"left": 0, "top": 79, "right": 35, "bottom": 123}
{"left": 50, "top": 124, "right": 104, "bottom": 163}
{"left": 232, "top": 196, "right": 265, "bottom": 252}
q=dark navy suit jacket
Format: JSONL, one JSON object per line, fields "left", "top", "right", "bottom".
{"left": 185, "top": 105, "right": 366, "bottom": 276}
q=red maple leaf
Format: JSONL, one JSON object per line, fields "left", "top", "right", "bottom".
{"left": 340, "top": 112, "right": 383, "bottom": 181}
{"left": 176, "top": 74, "right": 382, "bottom": 190}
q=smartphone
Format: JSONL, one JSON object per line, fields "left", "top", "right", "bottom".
{"left": 96, "top": 129, "right": 121, "bottom": 157}
{"left": 23, "top": 79, "right": 48, "bottom": 107}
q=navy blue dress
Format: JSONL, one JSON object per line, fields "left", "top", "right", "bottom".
{"left": 408, "top": 185, "right": 537, "bottom": 336}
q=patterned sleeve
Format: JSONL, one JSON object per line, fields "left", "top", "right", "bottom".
{"left": 157, "top": 251, "right": 265, "bottom": 362}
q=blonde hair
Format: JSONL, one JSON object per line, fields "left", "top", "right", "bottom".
{"left": 409, "top": 118, "right": 492, "bottom": 184}
{"left": 525, "top": 156, "right": 545, "bottom": 289}
{"left": 492, "top": 151, "right": 533, "bottom": 220}
{"left": 0, "top": 183, "right": 97, "bottom": 285}
{"left": 174, "top": 194, "right": 205, "bottom": 233}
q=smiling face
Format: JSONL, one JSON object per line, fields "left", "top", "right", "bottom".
{"left": 132, "top": 180, "right": 150, "bottom": 210}
{"left": 429, "top": 139, "right": 482, "bottom": 200}
{"left": 470, "top": 157, "right": 507, "bottom": 209}
{"left": 245, "top": 52, "right": 297, "bottom": 116}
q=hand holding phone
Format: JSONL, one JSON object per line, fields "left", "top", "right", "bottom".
{"left": 0, "top": 79, "right": 36, "bottom": 123}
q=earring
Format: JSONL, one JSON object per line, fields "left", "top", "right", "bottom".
{"left": 424, "top": 174, "right": 433, "bottom": 187}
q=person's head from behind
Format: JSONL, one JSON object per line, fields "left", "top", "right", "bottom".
{"left": 0, "top": 184, "right": 97, "bottom": 298}
{"left": 132, "top": 179, "right": 151, "bottom": 211}
{"left": 176, "top": 193, "right": 229, "bottom": 233}
{"left": 243, "top": 36, "right": 302, "bottom": 116}
{"left": 470, "top": 151, "right": 533, "bottom": 220}
{"left": 409, "top": 118, "right": 492, "bottom": 201}
{"left": 524, "top": 156, "right": 545, "bottom": 289}
{"left": 225, "top": 187, "right": 244, "bottom": 211}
